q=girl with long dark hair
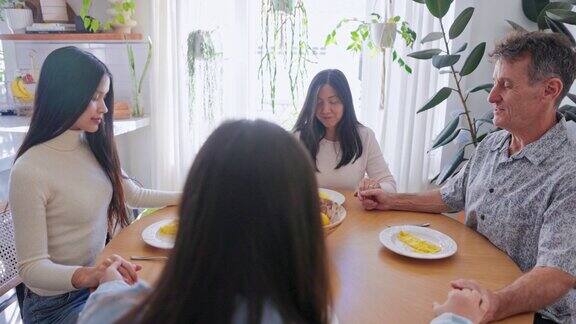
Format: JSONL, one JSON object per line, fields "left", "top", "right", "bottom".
{"left": 294, "top": 69, "right": 396, "bottom": 194}
{"left": 9, "top": 46, "right": 180, "bottom": 323}
{"left": 79, "top": 119, "right": 334, "bottom": 324}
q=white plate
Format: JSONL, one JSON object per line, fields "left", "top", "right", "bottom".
{"left": 324, "top": 204, "right": 346, "bottom": 231}
{"left": 379, "top": 225, "right": 457, "bottom": 259}
{"left": 141, "top": 219, "right": 177, "bottom": 249}
{"left": 319, "top": 188, "right": 345, "bottom": 205}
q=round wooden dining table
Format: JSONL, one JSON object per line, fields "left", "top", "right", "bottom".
{"left": 99, "top": 191, "right": 533, "bottom": 323}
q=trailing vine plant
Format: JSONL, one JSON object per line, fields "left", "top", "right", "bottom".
{"left": 259, "top": 0, "right": 315, "bottom": 112}
{"left": 187, "top": 30, "right": 223, "bottom": 128}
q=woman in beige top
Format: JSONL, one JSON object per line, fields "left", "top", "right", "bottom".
{"left": 9, "top": 46, "right": 180, "bottom": 324}
{"left": 293, "top": 69, "right": 396, "bottom": 193}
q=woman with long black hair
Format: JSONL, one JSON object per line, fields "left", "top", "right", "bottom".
{"left": 294, "top": 69, "right": 396, "bottom": 195}
{"left": 9, "top": 46, "right": 180, "bottom": 323}
{"left": 79, "top": 119, "right": 333, "bottom": 324}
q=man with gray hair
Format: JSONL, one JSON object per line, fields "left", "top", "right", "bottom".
{"left": 358, "top": 31, "right": 576, "bottom": 323}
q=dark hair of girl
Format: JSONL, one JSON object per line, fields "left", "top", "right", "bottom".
{"left": 15, "top": 46, "right": 129, "bottom": 231}
{"left": 293, "top": 69, "right": 363, "bottom": 169}
{"left": 121, "top": 119, "right": 332, "bottom": 324}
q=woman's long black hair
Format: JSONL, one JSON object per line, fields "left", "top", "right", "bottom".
{"left": 121, "top": 119, "right": 332, "bottom": 324}
{"left": 293, "top": 69, "right": 363, "bottom": 169}
{"left": 15, "top": 46, "right": 129, "bottom": 231}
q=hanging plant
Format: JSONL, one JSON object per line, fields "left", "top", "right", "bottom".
{"left": 187, "top": 30, "right": 223, "bottom": 128}
{"left": 324, "top": 13, "right": 417, "bottom": 73}
{"left": 259, "top": 0, "right": 315, "bottom": 112}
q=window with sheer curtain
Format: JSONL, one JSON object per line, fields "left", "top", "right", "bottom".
{"left": 149, "top": 0, "right": 453, "bottom": 192}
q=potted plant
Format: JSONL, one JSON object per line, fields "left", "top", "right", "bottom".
{"left": 127, "top": 37, "right": 152, "bottom": 117}
{"left": 105, "top": 0, "right": 136, "bottom": 34}
{"left": 0, "top": 0, "right": 33, "bottom": 34}
{"left": 324, "top": 13, "right": 417, "bottom": 74}
{"left": 77, "top": 0, "right": 101, "bottom": 33}
{"left": 406, "top": 0, "right": 494, "bottom": 184}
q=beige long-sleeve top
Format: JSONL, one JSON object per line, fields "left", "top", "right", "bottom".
{"left": 9, "top": 130, "right": 180, "bottom": 296}
{"left": 297, "top": 126, "right": 397, "bottom": 192}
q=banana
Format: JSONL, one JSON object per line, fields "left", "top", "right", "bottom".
{"left": 11, "top": 77, "right": 33, "bottom": 103}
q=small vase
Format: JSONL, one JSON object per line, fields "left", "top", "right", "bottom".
{"left": 131, "top": 92, "right": 144, "bottom": 118}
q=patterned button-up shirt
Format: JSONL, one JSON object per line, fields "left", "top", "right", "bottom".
{"left": 441, "top": 117, "right": 576, "bottom": 323}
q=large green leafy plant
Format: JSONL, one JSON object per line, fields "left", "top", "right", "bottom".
{"left": 408, "top": 0, "right": 494, "bottom": 184}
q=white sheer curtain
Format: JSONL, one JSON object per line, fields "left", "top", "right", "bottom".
{"left": 360, "top": 0, "right": 453, "bottom": 192}
{"left": 149, "top": 0, "right": 252, "bottom": 190}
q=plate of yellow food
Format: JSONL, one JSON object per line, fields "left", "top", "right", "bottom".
{"left": 141, "top": 218, "right": 178, "bottom": 249}
{"left": 320, "top": 192, "right": 346, "bottom": 231}
{"left": 379, "top": 225, "right": 457, "bottom": 259}
{"left": 319, "top": 188, "right": 345, "bottom": 205}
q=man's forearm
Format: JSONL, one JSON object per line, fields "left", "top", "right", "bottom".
{"left": 492, "top": 267, "right": 575, "bottom": 321}
{"left": 389, "top": 190, "right": 451, "bottom": 214}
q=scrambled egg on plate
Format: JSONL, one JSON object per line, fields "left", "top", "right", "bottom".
{"left": 397, "top": 231, "right": 441, "bottom": 254}
{"left": 158, "top": 219, "right": 178, "bottom": 236}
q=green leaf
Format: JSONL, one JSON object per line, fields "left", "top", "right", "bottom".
{"left": 545, "top": 17, "right": 576, "bottom": 45}
{"left": 421, "top": 32, "right": 444, "bottom": 43}
{"left": 449, "top": 7, "right": 474, "bottom": 39}
{"left": 351, "top": 30, "right": 360, "bottom": 41}
{"left": 546, "top": 9, "right": 576, "bottom": 25}
{"left": 469, "top": 83, "right": 493, "bottom": 93}
{"left": 392, "top": 50, "right": 398, "bottom": 61}
{"left": 437, "top": 146, "right": 466, "bottom": 184}
{"left": 537, "top": 2, "right": 572, "bottom": 29}
{"left": 522, "top": 0, "right": 550, "bottom": 22}
{"left": 433, "top": 128, "right": 461, "bottom": 150}
{"left": 506, "top": 19, "right": 528, "bottom": 31}
{"left": 405, "top": 65, "right": 413, "bottom": 73}
{"left": 83, "top": 17, "right": 90, "bottom": 29}
{"left": 432, "top": 115, "right": 461, "bottom": 149}
{"left": 408, "top": 48, "right": 443, "bottom": 59}
{"left": 476, "top": 132, "right": 489, "bottom": 143}
{"left": 425, "top": 0, "right": 454, "bottom": 18}
{"left": 417, "top": 87, "right": 452, "bottom": 113}
{"left": 117, "top": 14, "right": 126, "bottom": 24}
{"left": 480, "top": 110, "right": 494, "bottom": 121}
{"left": 455, "top": 43, "right": 468, "bottom": 53}
{"left": 432, "top": 54, "right": 460, "bottom": 68}
{"left": 460, "top": 42, "right": 486, "bottom": 76}
{"left": 413, "top": 0, "right": 426, "bottom": 3}
{"left": 91, "top": 19, "right": 100, "bottom": 32}
{"left": 567, "top": 93, "right": 576, "bottom": 104}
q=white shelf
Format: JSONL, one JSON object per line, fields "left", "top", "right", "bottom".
{"left": 0, "top": 116, "right": 150, "bottom": 171}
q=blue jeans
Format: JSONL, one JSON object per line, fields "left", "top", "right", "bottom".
{"left": 21, "top": 286, "right": 89, "bottom": 324}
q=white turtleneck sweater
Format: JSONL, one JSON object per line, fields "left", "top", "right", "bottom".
{"left": 9, "top": 130, "right": 180, "bottom": 296}
{"left": 296, "top": 126, "right": 396, "bottom": 192}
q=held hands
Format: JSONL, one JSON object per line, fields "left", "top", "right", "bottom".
{"left": 356, "top": 186, "right": 395, "bottom": 211}
{"left": 448, "top": 279, "right": 501, "bottom": 323}
{"left": 356, "top": 178, "right": 381, "bottom": 196}
{"left": 72, "top": 254, "right": 142, "bottom": 289}
{"left": 433, "top": 288, "right": 488, "bottom": 324}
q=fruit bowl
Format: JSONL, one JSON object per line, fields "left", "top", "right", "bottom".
{"left": 320, "top": 197, "right": 346, "bottom": 231}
